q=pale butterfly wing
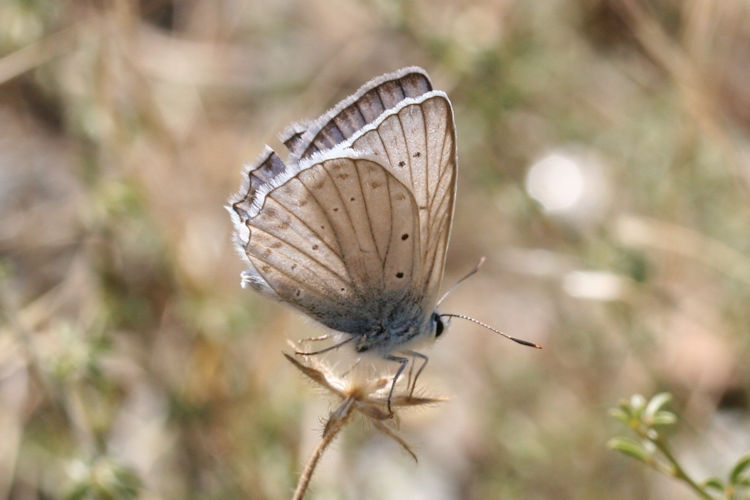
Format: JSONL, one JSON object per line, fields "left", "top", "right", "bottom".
{"left": 282, "top": 66, "right": 456, "bottom": 310}
{"left": 343, "top": 93, "right": 456, "bottom": 307}
{"left": 281, "top": 67, "right": 433, "bottom": 160}
{"left": 229, "top": 66, "right": 456, "bottom": 350}
{"left": 230, "top": 150, "right": 423, "bottom": 336}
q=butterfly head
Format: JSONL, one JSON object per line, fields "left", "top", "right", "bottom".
{"left": 431, "top": 310, "right": 447, "bottom": 339}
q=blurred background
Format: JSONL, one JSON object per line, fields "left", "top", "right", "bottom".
{"left": 1, "top": 0, "right": 749, "bottom": 498}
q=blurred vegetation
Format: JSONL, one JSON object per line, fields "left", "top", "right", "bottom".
{"left": 610, "top": 393, "right": 750, "bottom": 499}
{"left": 0, "top": 0, "right": 749, "bottom": 498}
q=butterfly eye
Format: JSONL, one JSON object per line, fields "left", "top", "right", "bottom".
{"left": 433, "top": 313, "right": 445, "bottom": 338}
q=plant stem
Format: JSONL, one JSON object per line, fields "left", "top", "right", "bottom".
{"left": 651, "top": 438, "right": 713, "bottom": 500}
{"left": 292, "top": 396, "right": 355, "bottom": 500}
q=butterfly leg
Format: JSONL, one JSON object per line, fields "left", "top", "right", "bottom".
{"left": 406, "top": 354, "right": 416, "bottom": 391}
{"left": 298, "top": 334, "right": 331, "bottom": 347}
{"left": 294, "top": 335, "right": 355, "bottom": 355}
{"left": 340, "top": 357, "right": 362, "bottom": 378}
{"left": 402, "top": 350, "right": 429, "bottom": 397}
{"left": 384, "top": 354, "right": 409, "bottom": 417}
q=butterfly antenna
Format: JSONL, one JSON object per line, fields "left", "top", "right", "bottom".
{"left": 437, "top": 257, "right": 487, "bottom": 307}
{"left": 439, "top": 313, "right": 542, "bottom": 349}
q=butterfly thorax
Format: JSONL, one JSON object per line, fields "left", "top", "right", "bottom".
{"left": 351, "top": 295, "right": 435, "bottom": 354}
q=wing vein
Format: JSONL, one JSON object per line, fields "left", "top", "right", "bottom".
{"left": 248, "top": 226, "right": 351, "bottom": 286}
{"left": 396, "top": 79, "right": 406, "bottom": 99}
{"left": 426, "top": 157, "right": 454, "bottom": 228}
{"left": 421, "top": 102, "right": 429, "bottom": 209}
{"left": 353, "top": 104, "right": 367, "bottom": 129}
{"left": 376, "top": 126, "right": 395, "bottom": 170}
{"left": 288, "top": 182, "right": 346, "bottom": 260}
{"left": 265, "top": 199, "right": 349, "bottom": 279}
{"left": 420, "top": 200, "right": 450, "bottom": 292}
{"left": 425, "top": 119, "right": 454, "bottom": 230}
{"left": 297, "top": 173, "right": 358, "bottom": 285}
{"left": 248, "top": 242, "right": 345, "bottom": 299}
{"left": 354, "top": 160, "right": 383, "bottom": 263}
{"left": 322, "top": 167, "right": 355, "bottom": 246}
{"left": 381, "top": 172, "right": 394, "bottom": 270}
{"left": 441, "top": 121, "right": 452, "bottom": 177}
{"left": 374, "top": 88, "right": 387, "bottom": 112}
{"left": 396, "top": 113, "right": 414, "bottom": 189}
{"left": 321, "top": 165, "right": 371, "bottom": 298}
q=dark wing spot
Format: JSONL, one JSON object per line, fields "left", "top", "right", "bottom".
{"left": 312, "top": 244, "right": 319, "bottom": 250}
{"left": 413, "top": 151, "right": 421, "bottom": 158}
{"left": 350, "top": 196, "right": 355, "bottom": 201}
{"left": 295, "top": 289, "right": 301, "bottom": 297}
{"left": 401, "top": 233, "right": 409, "bottom": 240}
{"left": 398, "top": 160, "right": 405, "bottom": 167}
{"left": 333, "top": 207, "right": 339, "bottom": 212}
{"left": 370, "top": 181, "right": 382, "bottom": 189}
{"left": 395, "top": 272, "right": 404, "bottom": 278}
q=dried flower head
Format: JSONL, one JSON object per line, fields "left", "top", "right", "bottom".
{"left": 284, "top": 343, "right": 446, "bottom": 500}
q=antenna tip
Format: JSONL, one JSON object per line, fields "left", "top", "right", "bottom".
{"left": 511, "top": 337, "right": 543, "bottom": 349}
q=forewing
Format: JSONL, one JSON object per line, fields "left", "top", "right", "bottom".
{"left": 347, "top": 92, "right": 457, "bottom": 306}
{"left": 230, "top": 152, "right": 421, "bottom": 335}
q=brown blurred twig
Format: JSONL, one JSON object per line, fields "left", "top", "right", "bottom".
{"left": 0, "top": 22, "right": 83, "bottom": 85}
{"left": 615, "top": 0, "right": 749, "bottom": 195}
{"left": 292, "top": 395, "right": 355, "bottom": 500}
{"left": 616, "top": 214, "right": 750, "bottom": 287}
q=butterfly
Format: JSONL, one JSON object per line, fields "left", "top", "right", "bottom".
{"left": 228, "top": 67, "right": 535, "bottom": 413}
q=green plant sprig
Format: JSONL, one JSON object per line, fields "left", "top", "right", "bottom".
{"left": 608, "top": 393, "right": 750, "bottom": 500}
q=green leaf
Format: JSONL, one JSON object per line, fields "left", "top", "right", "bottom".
{"left": 608, "top": 437, "right": 650, "bottom": 463}
{"left": 645, "top": 428, "right": 659, "bottom": 440}
{"left": 630, "top": 394, "right": 646, "bottom": 412}
{"left": 650, "top": 410, "right": 677, "bottom": 426}
{"left": 617, "top": 401, "right": 633, "bottom": 417}
{"left": 64, "top": 483, "right": 91, "bottom": 500}
{"left": 609, "top": 408, "right": 630, "bottom": 423}
{"left": 730, "top": 455, "right": 750, "bottom": 485}
{"left": 642, "top": 439, "right": 657, "bottom": 455}
{"left": 702, "top": 477, "right": 725, "bottom": 492}
{"left": 644, "top": 393, "right": 672, "bottom": 419}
